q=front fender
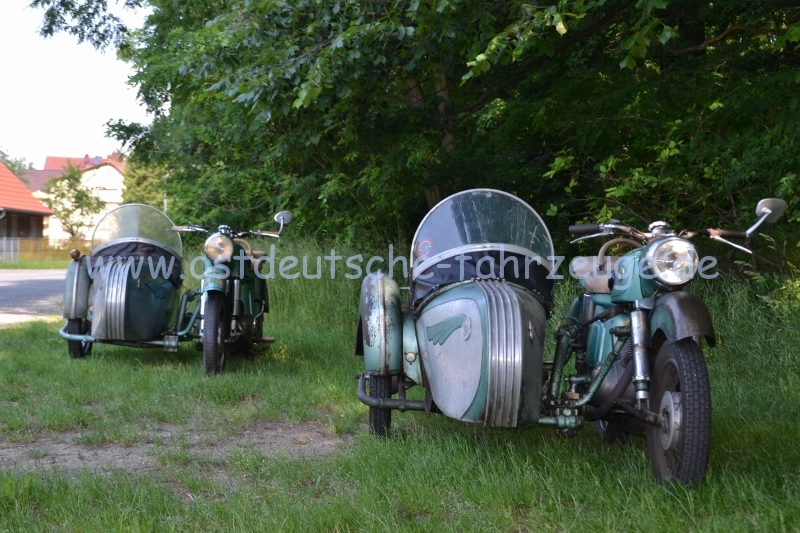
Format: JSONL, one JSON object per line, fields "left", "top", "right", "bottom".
{"left": 202, "top": 264, "right": 230, "bottom": 293}
{"left": 650, "top": 291, "right": 716, "bottom": 348}
{"left": 355, "top": 274, "right": 403, "bottom": 375}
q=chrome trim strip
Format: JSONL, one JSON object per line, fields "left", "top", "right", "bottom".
{"left": 479, "top": 280, "right": 523, "bottom": 427}
{"left": 413, "top": 243, "right": 552, "bottom": 280}
{"left": 106, "top": 259, "right": 130, "bottom": 340}
{"left": 92, "top": 237, "right": 182, "bottom": 260}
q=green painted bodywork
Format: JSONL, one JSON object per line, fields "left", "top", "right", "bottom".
{"left": 575, "top": 249, "right": 714, "bottom": 369}
{"left": 610, "top": 249, "right": 658, "bottom": 303}
{"left": 416, "top": 283, "right": 490, "bottom": 422}
{"left": 402, "top": 310, "right": 422, "bottom": 384}
{"left": 426, "top": 314, "right": 467, "bottom": 345}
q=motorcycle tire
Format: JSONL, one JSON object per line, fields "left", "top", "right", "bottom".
{"left": 203, "top": 292, "right": 228, "bottom": 375}
{"left": 646, "top": 338, "right": 711, "bottom": 486}
{"left": 67, "top": 319, "right": 93, "bottom": 358}
{"left": 369, "top": 375, "right": 392, "bottom": 438}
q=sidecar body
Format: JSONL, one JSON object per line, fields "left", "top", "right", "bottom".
{"left": 60, "top": 204, "right": 191, "bottom": 353}
{"left": 357, "top": 189, "right": 555, "bottom": 428}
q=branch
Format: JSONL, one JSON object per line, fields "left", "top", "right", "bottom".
{"left": 451, "top": 0, "right": 637, "bottom": 117}
{"left": 665, "top": 25, "right": 786, "bottom": 55}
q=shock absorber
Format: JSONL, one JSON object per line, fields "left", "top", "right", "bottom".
{"left": 629, "top": 306, "right": 651, "bottom": 406}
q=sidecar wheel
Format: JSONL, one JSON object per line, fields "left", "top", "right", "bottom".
{"left": 67, "top": 319, "right": 93, "bottom": 358}
{"left": 203, "top": 292, "right": 228, "bottom": 375}
{"left": 369, "top": 375, "right": 392, "bottom": 437}
{"left": 646, "top": 338, "right": 711, "bottom": 487}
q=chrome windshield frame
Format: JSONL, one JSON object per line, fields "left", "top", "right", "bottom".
{"left": 409, "top": 188, "right": 554, "bottom": 271}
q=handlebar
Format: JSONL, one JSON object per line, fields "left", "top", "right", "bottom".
{"left": 693, "top": 228, "right": 748, "bottom": 239}
{"left": 568, "top": 223, "right": 604, "bottom": 235}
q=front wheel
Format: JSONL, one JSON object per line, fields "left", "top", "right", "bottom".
{"left": 67, "top": 319, "right": 92, "bottom": 358}
{"left": 203, "top": 292, "right": 228, "bottom": 375}
{"left": 646, "top": 338, "right": 711, "bottom": 486}
{"left": 369, "top": 375, "right": 392, "bottom": 437}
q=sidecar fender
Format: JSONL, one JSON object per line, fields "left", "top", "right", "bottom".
{"left": 650, "top": 292, "right": 716, "bottom": 348}
{"left": 355, "top": 274, "right": 403, "bottom": 375}
{"left": 62, "top": 256, "right": 90, "bottom": 319}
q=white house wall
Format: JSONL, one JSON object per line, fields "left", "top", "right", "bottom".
{"left": 43, "top": 165, "right": 126, "bottom": 242}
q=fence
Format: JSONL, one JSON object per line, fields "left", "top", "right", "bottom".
{"left": 0, "top": 238, "right": 91, "bottom": 263}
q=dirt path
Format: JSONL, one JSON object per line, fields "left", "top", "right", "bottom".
{"left": 0, "top": 420, "right": 351, "bottom": 475}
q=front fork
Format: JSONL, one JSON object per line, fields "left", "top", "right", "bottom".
{"left": 629, "top": 306, "right": 651, "bottom": 407}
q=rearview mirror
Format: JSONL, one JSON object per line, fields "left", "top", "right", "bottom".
{"left": 746, "top": 198, "right": 787, "bottom": 236}
{"left": 274, "top": 210, "right": 293, "bottom": 226}
{"left": 755, "top": 198, "right": 787, "bottom": 224}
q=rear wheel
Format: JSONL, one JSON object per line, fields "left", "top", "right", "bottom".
{"left": 646, "top": 338, "right": 711, "bottom": 486}
{"left": 203, "top": 292, "right": 228, "bottom": 375}
{"left": 369, "top": 375, "right": 392, "bottom": 437}
{"left": 67, "top": 319, "right": 92, "bottom": 358}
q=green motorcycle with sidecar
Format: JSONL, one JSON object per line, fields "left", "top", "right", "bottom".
{"left": 355, "top": 188, "right": 786, "bottom": 486}
{"left": 59, "top": 203, "right": 292, "bottom": 374}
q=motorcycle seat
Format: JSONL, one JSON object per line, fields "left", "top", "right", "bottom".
{"left": 569, "top": 256, "right": 619, "bottom": 294}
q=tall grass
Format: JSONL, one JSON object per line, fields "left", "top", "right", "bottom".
{"left": 1, "top": 241, "right": 799, "bottom": 531}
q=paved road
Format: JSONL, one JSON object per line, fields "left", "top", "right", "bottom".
{"left": 0, "top": 269, "right": 66, "bottom": 326}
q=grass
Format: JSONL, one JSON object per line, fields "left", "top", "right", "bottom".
{"left": 1, "top": 239, "right": 799, "bottom": 531}
{"left": 0, "top": 259, "right": 72, "bottom": 270}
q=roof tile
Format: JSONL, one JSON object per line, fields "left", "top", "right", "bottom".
{"left": 0, "top": 162, "right": 54, "bottom": 215}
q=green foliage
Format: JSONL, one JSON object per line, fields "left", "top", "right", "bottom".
{"left": 121, "top": 158, "right": 166, "bottom": 208}
{"left": 42, "top": 164, "right": 105, "bottom": 239}
{"left": 0, "top": 148, "right": 33, "bottom": 181}
{"left": 29, "top": 0, "right": 800, "bottom": 251}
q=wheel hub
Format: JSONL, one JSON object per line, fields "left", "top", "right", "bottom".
{"left": 659, "top": 391, "right": 682, "bottom": 451}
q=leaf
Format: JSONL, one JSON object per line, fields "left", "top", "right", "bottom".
{"left": 619, "top": 55, "right": 636, "bottom": 69}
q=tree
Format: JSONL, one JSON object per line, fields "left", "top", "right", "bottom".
{"left": 0, "top": 149, "right": 33, "bottom": 183}
{"left": 42, "top": 164, "right": 105, "bottom": 239}
{"left": 121, "top": 158, "right": 167, "bottom": 208}
{"left": 29, "top": 1, "right": 800, "bottom": 248}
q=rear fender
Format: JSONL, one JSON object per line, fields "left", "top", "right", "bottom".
{"left": 355, "top": 274, "right": 403, "bottom": 375}
{"left": 650, "top": 291, "right": 716, "bottom": 348}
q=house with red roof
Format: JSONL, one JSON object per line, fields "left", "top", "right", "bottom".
{"left": 21, "top": 152, "right": 127, "bottom": 240}
{"left": 0, "top": 161, "right": 53, "bottom": 238}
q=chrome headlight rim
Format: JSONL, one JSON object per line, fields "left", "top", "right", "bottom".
{"left": 644, "top": 237, "right": 699, "bottom": 287}
{"left": 204, "top": 233, "right": 234, "bottom": 262}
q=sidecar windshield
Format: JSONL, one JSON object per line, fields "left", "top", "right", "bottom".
{"left": 411, "top": 189, "right": 554, "bottom": 276}
{"left": 91, "top": 204, "right": 182, "bottom": 256}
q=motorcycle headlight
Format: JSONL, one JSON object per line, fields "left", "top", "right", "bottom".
{"left": 204, "top": 233, "right": 234, "bottom": 262}
{"left": 645, "top": 238, "right": 698, "bottom": 287}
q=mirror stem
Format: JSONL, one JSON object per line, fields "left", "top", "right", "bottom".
{"left": 745, "top": 210, "right": 771, "bottom": 237}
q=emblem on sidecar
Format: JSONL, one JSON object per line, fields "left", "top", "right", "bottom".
{"left": 426, "top": 314, "right": 471, "bottom": 345}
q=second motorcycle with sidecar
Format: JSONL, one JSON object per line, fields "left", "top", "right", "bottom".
{"left": 59, "top": 203, "right": 293, "bottom": 375}
{"left": 355, "top": 188, "right": 786, "bottom": 486}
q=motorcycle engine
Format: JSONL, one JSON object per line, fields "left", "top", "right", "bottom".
{"left": 590, "top": 340, "right": 636, "bottom": 407}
